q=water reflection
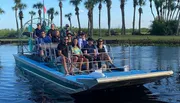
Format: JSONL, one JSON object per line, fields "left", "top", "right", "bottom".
{"left": 1, "top": 44, "right": 180, "bottom": 103}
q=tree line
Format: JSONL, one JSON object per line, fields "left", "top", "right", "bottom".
{"left": 0, "top": 0, "right": 180, "bottom": 37}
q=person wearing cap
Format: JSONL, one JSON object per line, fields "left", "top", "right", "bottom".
{"left": 97, "top": 38, "right": 113, "bottom": 67}
{"left": 60, "top": 24, "right": 71, "bottom": 39}
{"left": 47, "top": 24, "right": 57, "bottom": 38}
{"left": 33, "top": 23, "right": 43, "bottom": 38}
{"left": 78, "top": 32, "right": 87, "bottom": 49}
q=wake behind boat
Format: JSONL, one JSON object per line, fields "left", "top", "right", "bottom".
{"left": 14, "top": 18, "right": 173, "bottom": 94}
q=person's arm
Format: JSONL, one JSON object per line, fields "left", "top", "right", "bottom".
{"left": 33, "top": 30, "right": 37, "bottom": 38}
{"left": 78, "top": 39, "right": 82, "bottom": 49}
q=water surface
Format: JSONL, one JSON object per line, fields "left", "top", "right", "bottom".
{"left": 0, "top": 44, "right": 180, "bottom": 103}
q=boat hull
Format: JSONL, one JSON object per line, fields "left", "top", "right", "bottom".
{"left": 13, "top": 54, "right": 173, "bottom": 94}
{"left": 14, "top": 54, "right": 85, "bottom": 94}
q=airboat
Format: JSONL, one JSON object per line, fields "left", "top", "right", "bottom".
{"left": 13, "top": 18, "right": 173, "bottom": 94}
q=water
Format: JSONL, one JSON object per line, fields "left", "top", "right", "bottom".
{"left": 0, "top": 44, "right": 180, "bottom": 103}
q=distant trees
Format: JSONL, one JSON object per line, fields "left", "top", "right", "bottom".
{"left": 33, "top": 2, "right": 43, "bottom": 24}
{"left": 65, "top": 13, "right": 72, "bottom": 30}
{"left": 70, "top": 0, "right": 82, "bottom": 31}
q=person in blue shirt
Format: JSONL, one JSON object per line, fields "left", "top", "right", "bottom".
{"left": 33, "top": 23, "right": 43, "bottom": 38}
{"left": 78, "top": 32, "right": 87, "bottom": 49}
{"left": 37, "top": 31, "right": 52, "bottom": 58}
{"left": 38, "top": 31, "right": 52, "bottom": 44}
{"left": 83, "top": 38, "right": 97, "bottom": 69}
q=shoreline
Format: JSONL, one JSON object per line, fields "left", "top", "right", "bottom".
{"left": 1, "top": 39, "right": 180, "bottom": 46}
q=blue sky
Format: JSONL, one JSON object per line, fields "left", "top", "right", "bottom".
{"left": 0, "top": 0, "right": 156, "bottom": 29}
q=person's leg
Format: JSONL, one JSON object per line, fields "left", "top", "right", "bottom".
{"left": 61, "top": 56, "right": 69, "bottom": 75}
{"left": 105, "top": 53, "right": 113, "bottom": 64}
{"left": 78, "top": 58, "right": 83, "bottom": 71}
{"left": 83, "top": 58, "right": 89, "bottom": 71}
{"left": 97, "top": 55, "right": 101, "bottom": 69}
{"left": 84, "top": 55, "right": 93, "bottom": 69}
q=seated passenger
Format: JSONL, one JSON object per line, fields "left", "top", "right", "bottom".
{"left": 38, "top": 31, "right": 52, "bottom": 44}
{"left": 83, "top": 38, "right": 99, "bottom": 69}
{"left": 52, "top": 30, "right": 61, "bottom": 43}
{"left": 57, "top": 36, "right": 72, "bottom": 75}
{"left": 37, "top": 31, "right": 52, "bottom": 58}
{"left": 71, "top": 38, "right": 89, "bottom": 72}
{"left": 78, "top": 32, "right": 87, "bottom": 49}
{"left": 97, "top": 38, "right": 113, "bottom": 67}
{"left": 67, "top": 32, "right": 73, "bottom": 45}
{"left": 60, "top": 24, "right": 71, "bottom": 39}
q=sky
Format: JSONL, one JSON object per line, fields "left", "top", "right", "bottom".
{"left": 0, "top": 0, "right": 156, "bottom": 29}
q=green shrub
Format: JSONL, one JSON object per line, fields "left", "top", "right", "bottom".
{"left": 150, "top": 19, "right": 178, "bottom": 35}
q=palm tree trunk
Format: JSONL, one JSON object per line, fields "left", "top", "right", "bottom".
{"left": 121, "top": 2, "right": 126, "bottom": 35}
{"left": 139, "top": 11, "right": 142, "bottom": 34}
{"left": 77, "top": 14, "right": 81, "bottom": 31}
{"left": 20, "top": 19, "right": 23, "bottom": 30}
{"left": 69, "top": 19, "right": 72, "bottom": 31}
{"left": 176, "top": 10, "right": 180, "bottom": 20}
{"left": 48, "top": 15, "right": 50, "bottom": 26}
{"left": 150, "top": 1, "right": 155, "bottom": 20}
{"left": 107, "top": 7, "right": 111, "bottom": 36}
{"left": 169, "top": 10, "right": 173, "bottom": 20}
{"left": 31, "top": 15, "right": 33, "bottom": 27}
{"left": 60, "top": 7, "right": 62, "bottom": 29}
{"left": 155, "top": 7, "right": 160, "bottom": 20}
{"left": 99, "top": 8, "right": 101, "bottom": 37}
{"left": 89, "top": 9, "right": 93, "bottom": 38}
{"left": 88, "top": 11, "right": 90, "bottom": 37}
{"left": 88, "top": 18, "right": 90, "bottom": 36}
{"left": 15, "top": 10, "right": 19, "bottom": 33}
{"left": 132, "top": 6, "right": 136, "bottom": 34}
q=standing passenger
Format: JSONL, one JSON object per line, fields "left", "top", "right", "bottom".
{"left": 78, "top": 32, "right": 87, "bottom": 49}
{"left": 47, "top": 24, "right": 57, "bottom": 38}
{"left": 33, "top": 23, "right": 43, "bottom": 38}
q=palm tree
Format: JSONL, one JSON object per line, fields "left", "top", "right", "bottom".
{"left": 104, "top": 0, "right": 112, "bottom": 36}
{"left": 84, "top": 0, "right": 97, "bottom": 37}
{"left": 120, "top": 0, "right": 127, "bottom": 35}
{"left": 29, "top": 11, "right": 36, "bottom": 27}
{"left": 149, "top": 0, "right": 155, "bottom": 20}
{"left": 58, "top": 0, "right": 66, "bottom": 29}
{"left": 97, "top": 0, "right": 103, "bottom": 37}
{"left": 172, "top": 0, "right": 180, "bottom": 20}
{"left": 138, "top": 0, "right": 145, "bottom": 34}
{"left": 65, "top": 13, "right": 72, "bottom": 30}
{"left": 33, "top": 2, "right": 43, "bottom": 24}
{"left": 154, "top": 0, "right": 161, "bottom": 21}
{"left": 18, "top": 3, "right": 27, "bottom": 29}
{"left": 0, "top": 8, "right": 5, "bottom": 15}
{"left": 47, "top": 8, "right": 59, "bottom": 24}
{"left": 70, "top": 0, "right": 82, "bottom": 31}
{"left": 12, "top": 0, "right": 21, "bottom": 33}
{"left": 132, "top": 0, "right": 138, "bottom": 34}
{"left": 47, "top": 9, "right": 51, "bottom": 26}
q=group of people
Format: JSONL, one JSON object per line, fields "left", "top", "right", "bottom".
{"left": 33, "top": 23, "right": 113, "bottom": 75}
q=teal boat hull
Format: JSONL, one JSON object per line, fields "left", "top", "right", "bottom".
{"left": 13, "top": 54, "right": 173, "bottom": 94}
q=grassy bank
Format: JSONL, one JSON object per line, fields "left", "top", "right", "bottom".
{"left": 1, "top": 35, "right": 180, "bottom": 45}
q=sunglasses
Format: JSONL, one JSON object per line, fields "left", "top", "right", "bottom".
{"left": 99, "top": 41, "right": 103, "bottom": 42}
{"left": 64, "top": 39, "right": 68, "bottom": 40}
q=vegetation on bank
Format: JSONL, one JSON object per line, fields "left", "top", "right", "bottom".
{"left": 0, "top": 28, "right": 150, "bottom": 39}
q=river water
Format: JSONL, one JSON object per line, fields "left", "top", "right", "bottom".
{"left": 0, "top": 44, "right": 180, "bottom": 103}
